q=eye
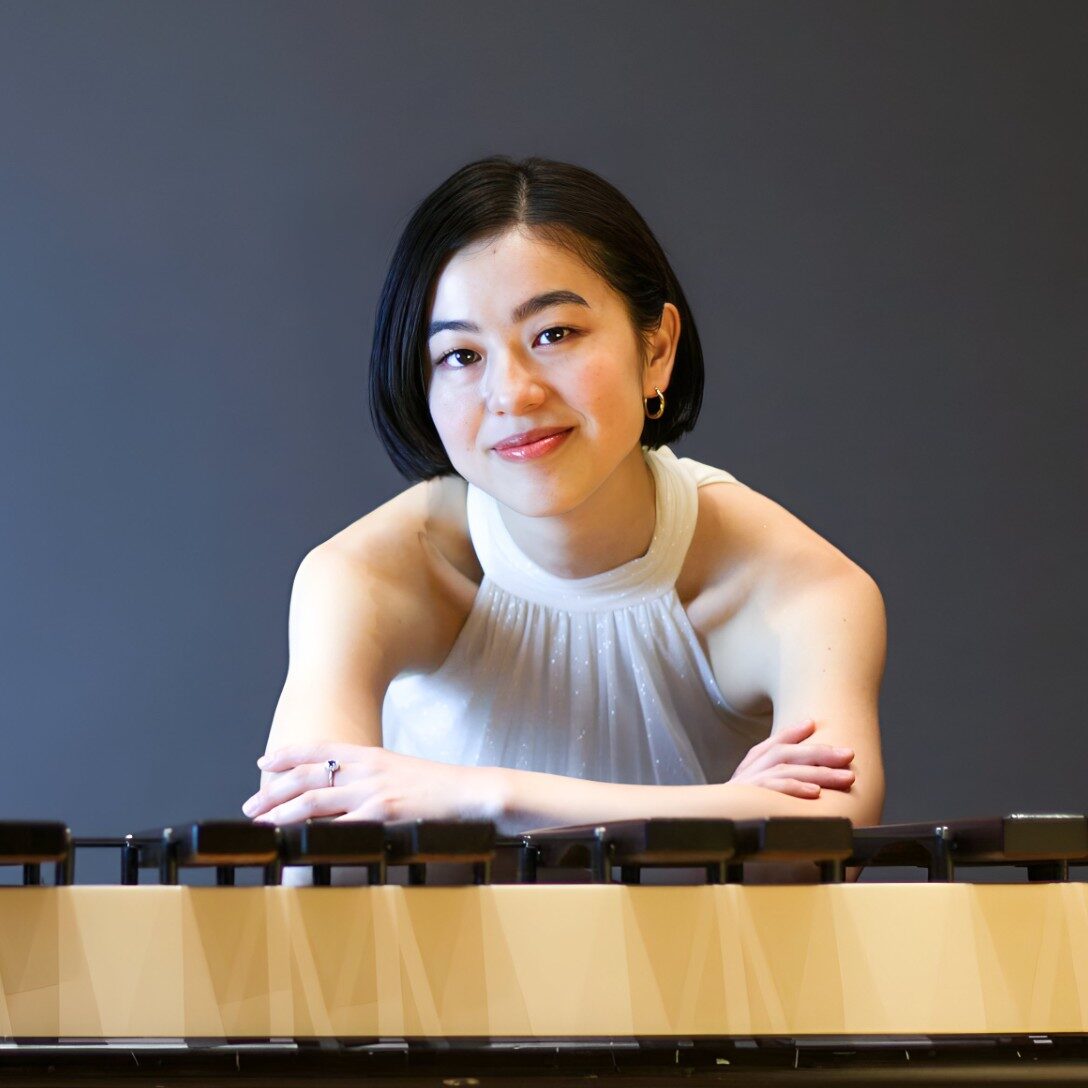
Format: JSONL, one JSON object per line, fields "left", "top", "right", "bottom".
{"left": 535, "top": 326, "right": 573, "bottom": 346}
{"left": 436, "top": 348, "right": 480, "bottom": 369}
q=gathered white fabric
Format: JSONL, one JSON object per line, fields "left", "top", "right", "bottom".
{"left": 381, "top": 446, "right": 771, "bottom": 822}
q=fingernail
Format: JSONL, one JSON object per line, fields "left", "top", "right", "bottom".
{"left": 242, "top": 798, "right": 257, "bottom": 816}
{"left": 257, "top": 756, "right": 269, "bottom": 769}
{"left": 834, "top": 747, "right": 853, "bottom": 756}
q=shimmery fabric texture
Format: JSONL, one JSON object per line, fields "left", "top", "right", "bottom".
{"left": 382, "top": 447, "right": 771, "bottom": 830}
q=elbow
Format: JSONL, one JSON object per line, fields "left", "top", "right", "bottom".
{"left": 811, "top": 782, "right": 884, "bottom": 828}
{"left": 823, "top": 746, "right": 885, "bottom": 827}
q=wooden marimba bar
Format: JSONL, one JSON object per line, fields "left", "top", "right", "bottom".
{"left": 2, "top": 814, "right": 1088, "bottom": 1085}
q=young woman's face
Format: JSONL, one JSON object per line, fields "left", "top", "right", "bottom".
{"left": 426, "top": 228, "right": 675, "bottom": 517}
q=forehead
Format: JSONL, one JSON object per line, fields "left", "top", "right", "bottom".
{"left": 429, "top": 229, "right": 610, "bottom": 320}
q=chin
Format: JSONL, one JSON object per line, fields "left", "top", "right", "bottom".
{"left": 470, "top": 468, "right": 590, "bottom": 520}
{"left": 492, "top": 485, "right": 583, "bottom": 519}
{"left": 504, "top": 495, "right": 581, "bottom": 519}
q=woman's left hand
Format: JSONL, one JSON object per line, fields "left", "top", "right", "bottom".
{"left": 242, "top": 744, "right": 503, "bottom": 824}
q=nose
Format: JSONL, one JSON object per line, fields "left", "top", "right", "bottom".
{"left": 481, "top": 347, "right": 546, "bottom": 415}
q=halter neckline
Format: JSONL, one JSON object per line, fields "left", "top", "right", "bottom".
{"left": 465, "top": 446, "right": 698, "bottom": 613}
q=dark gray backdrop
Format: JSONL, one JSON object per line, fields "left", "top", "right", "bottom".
{"left": 2, "top": 3, "right": 1085, "bottom": 876}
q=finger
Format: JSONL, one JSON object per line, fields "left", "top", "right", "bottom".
{"left": 257, "top": 746, "right": 339, "bottom": 773}
{"left": 333, "top": 802, "right": 394, "bottom": 823}
{"left": 257, "top": 742, "right": 369, "bottom": 773}
{"left": 740, "top": 740, "right": 854, "bottom": 778}
{"left": 253, "top": 787, "right": 348, "bottom": 825}
{"left": 761, "top": 776, "right": 822, "bottom": 799}
{"left": 733, "top": 719, "right": 816, "bottom": 773}
{"left": 763, "top": 764, "right": 855, "bottom": 789}
{"left": 762, "top": 744, "right": 855, "bottom": 770}
{"left": 244, "top": 763, "right": 331, "bottom": 817}
{"left": 782, "top": 717, "right": 818, "bottom": 734}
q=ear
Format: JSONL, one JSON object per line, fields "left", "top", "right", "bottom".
{"left": 641, "top": 302, "right": 681, "bottom": 397}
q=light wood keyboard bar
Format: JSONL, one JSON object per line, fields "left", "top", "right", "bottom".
{"left": 1, "top": 883, "right": 1087, "bottom": 1039}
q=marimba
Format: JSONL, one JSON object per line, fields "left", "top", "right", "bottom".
{"left": 2, "top": 814, "right": 1088, "bottom": 1085}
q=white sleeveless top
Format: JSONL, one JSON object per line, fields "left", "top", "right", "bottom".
{"left": 381, "top": 447, "right": 771, "bottom": 823}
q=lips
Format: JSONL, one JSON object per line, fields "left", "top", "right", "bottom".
{"left": 492, "top": 427, "right": 571, "bottom": 451}
{"left": 491, "top": 426, "right": 573, "bottom": 462}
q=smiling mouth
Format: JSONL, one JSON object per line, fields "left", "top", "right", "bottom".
{"left": 491, "top": 427, "right": 573, "bottom": 462}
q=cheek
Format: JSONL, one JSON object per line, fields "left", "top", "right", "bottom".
{"left": 428, "top": 383, "right": 478, "bottom": 453}
{"left": 574, "top": 365, "right": 644, "bottom": 434}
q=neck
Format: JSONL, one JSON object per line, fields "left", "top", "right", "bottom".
{"left": 498, "top": 447, "right": 657, "bottom": 579}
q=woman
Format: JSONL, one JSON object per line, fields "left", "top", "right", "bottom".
{"left": 242, "top": 156, "right": 886, "bottom": 870}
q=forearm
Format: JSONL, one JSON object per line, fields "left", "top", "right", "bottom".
{"left": 492, "top": 770, "right": 874, "bottom": 883}
{"left": 492, "top": 767, "right": 869, "bottom": 829}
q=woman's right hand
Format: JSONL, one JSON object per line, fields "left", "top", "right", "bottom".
{"left": 728, "top": 718, "right": 855, "bottom": 799}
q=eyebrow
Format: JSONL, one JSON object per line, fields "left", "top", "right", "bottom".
{"left": 427, "top": 290, "right": 590, "bottom": 339}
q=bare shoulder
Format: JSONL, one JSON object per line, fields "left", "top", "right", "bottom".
{"left": 319, "top": 475, "right": 478, "bottom": 587}
{"left": 292, "top": 475, "right": 481, "bottom": 679}
{"left": 263, "top": 477, "right": 480, "bottom": 755}
{"left": 682, "top": 476, "right": 879, "bottom": 605}
{"left": 680, "top": 477, "right": 883, "bottom": 719}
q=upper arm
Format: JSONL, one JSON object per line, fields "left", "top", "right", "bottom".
{"left": 263, "top": 547, "right": 397, "bottom": 758}
{"left": 261, "top": 477, "right": 478, "bottom": 775}
{"left": 259, "top": 472, "right": 481, "bottom": 785}
{"left": 762, "top": 564, "right": 888, "bottom": 825}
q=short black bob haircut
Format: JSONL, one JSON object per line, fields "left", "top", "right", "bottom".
{"left": 369, "top": 155, "right": 705, "bottom": 481}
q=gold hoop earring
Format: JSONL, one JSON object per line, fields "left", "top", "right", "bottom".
{"left": 644, "top": 386, "right": 666, "bottom": 420}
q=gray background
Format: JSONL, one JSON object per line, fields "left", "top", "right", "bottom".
{"left": 1, "top": 2, "right": 1085, "bottom": 879}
